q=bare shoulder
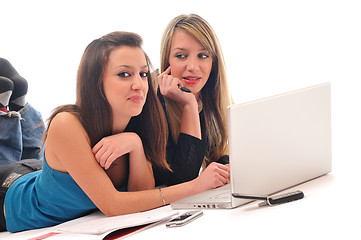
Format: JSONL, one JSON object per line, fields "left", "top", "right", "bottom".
{"left": 46, "top": 112, "right": 90, "bottom": 171}
{"left": 50, "top": 111, "right": 82, "bottom": 127}
{"left": 48, "top": 112, "right": 86, "bottom": 137}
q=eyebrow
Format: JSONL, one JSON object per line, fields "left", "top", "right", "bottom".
{"left": 114, "top": 64, "right": 149, "bottom": 70}
{"left": 170, "top": 47, "right": 208, "bottom": 52}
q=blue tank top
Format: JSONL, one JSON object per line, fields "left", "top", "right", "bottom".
{"left": 4, "top": 156, "right": 98, "bottom": 233}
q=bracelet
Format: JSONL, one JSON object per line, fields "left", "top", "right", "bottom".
{"left": 159, "top": 188, "right": 166, "bottom": 206}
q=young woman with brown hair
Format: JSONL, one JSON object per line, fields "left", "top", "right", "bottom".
{"left": 0, "top": 31, "right": 229, "bottom": 233}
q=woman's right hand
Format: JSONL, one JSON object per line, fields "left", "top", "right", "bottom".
{"left": 192, "top": 162, "right": 230, "bottom": 193}
{"left": 158, "top": 66, "right": 196, "bottom": 106}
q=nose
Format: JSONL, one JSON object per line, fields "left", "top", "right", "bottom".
{"left": 186, "top": 56, "right": 200, "bottom": 72}
{"left": 131, "top": 74, "right": 147, "bottom": 91}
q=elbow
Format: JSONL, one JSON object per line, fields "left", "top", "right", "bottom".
{"left": 101, "top": 205, "right": 137, "bottom": 218}
{"left": 98, "top": 200, "right": 122, "bottom": 217}
{"left": 103, "top": 210, "right": 117, "bottom": 218}
{"left": 100, "top": 205, "right": 116, "bottom": 217}
{"left": 98, "top": 195, "right": 133, "bottom": 217}
{"left": 101, "top": 205, "right": 122, "bottom": 217}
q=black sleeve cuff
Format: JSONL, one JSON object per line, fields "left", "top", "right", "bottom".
{"left": 216, "top": 155, "right": 229, "bottom": 165}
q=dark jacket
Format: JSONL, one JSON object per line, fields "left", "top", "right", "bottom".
{"left": 153, "top": 90, "right": 229, "bottom": 186}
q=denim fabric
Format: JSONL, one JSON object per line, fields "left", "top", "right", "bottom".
{"left": 0, "top": 104, "right": 44, "bottom": 165}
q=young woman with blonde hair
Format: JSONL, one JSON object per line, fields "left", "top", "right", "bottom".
{"left": 154, "top": 14, "right": 233, "bottom": 186}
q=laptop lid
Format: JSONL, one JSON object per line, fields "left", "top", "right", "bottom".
{"left": 229, "top": 82, "right": 332, "bottom": 197}
{"left": 171, "top": 82, "right": 331, "bottom": 209}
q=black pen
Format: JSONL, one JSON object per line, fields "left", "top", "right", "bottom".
{"left": 179, "top": 86, "right": 192, "bottom": 93}
{"left": 154, "top": 68, "right": 192, "bottom": 93}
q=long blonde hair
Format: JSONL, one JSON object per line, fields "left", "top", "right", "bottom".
{"left": 160, "top": 14, "right": 233, "bottom": 168}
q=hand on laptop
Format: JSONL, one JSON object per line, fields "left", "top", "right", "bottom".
{"left": 192, "top": 162, "right": 230, "bottom": 193}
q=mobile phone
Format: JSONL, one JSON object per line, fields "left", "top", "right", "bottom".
{"left": 165, "top": 210, "right": 203, "bottom": 227}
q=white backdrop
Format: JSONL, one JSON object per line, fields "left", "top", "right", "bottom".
{"left": 1, "top": 0, "right": 361, "bottom": 171}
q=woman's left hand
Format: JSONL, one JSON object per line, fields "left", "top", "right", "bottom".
{"left": 92, "top": 132, "right": 142, "bottom": 169}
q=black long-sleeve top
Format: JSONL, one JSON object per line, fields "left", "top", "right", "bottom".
{"left": 153, "top": 90, "right": 229, "bottom": 187}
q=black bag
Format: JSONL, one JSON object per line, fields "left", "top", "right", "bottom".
{"left": 0, "top": 159, "right": 42, "bottom": 191}
{"left": 0, "top": 159, "right": 42, "bottom": 231}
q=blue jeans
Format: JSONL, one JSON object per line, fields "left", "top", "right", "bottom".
{"left": 0, "top": 104, "right": 45, "bottom": 165}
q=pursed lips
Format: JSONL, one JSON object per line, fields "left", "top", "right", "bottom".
{"left": 128, "top": 95, "right": 143, "bottom": 103}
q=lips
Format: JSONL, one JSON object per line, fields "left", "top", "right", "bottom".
{"left": 183, "top": 76, "right": 201, "bottom": 85}
{"left": 128, "top": 95, "right": 143, "bottom": 104}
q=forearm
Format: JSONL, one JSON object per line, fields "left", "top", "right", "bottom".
{"left": 179, "top": 102, "right": 201, "bottom": 139}
{"left": 101, "top": 163, "right": 230, "bottom": 217}
{"left": 159, "top": 180, "right": 198, "bottom": 204}
{"left": 107, "top": 180, "right": 197, "bottom": 216}
{"left": 127, "top": 146, "right": 155, "bottom": 191}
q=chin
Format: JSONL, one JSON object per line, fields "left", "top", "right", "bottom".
{"left": 189, "top": 88, "right": 201, "bottom": 96}
{"left": 131, "top": 108, "right": 144, "bottom": 117}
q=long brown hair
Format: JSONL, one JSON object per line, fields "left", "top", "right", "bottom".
{"left": 45, "top": 31, "right": 170, "bottom": 170}
{"left": 160, "top": 14, "right": 233, "bottom": 168}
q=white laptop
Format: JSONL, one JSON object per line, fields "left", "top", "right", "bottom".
{"left": 171, "top": 82, "right": 332, "bottom": 209}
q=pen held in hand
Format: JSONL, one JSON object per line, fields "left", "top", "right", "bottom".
{"left": 154, "top": 68, "right": 191, "bottom": 93}
{"left": 179, "top": 86, "right": 192, "bottom": 93}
